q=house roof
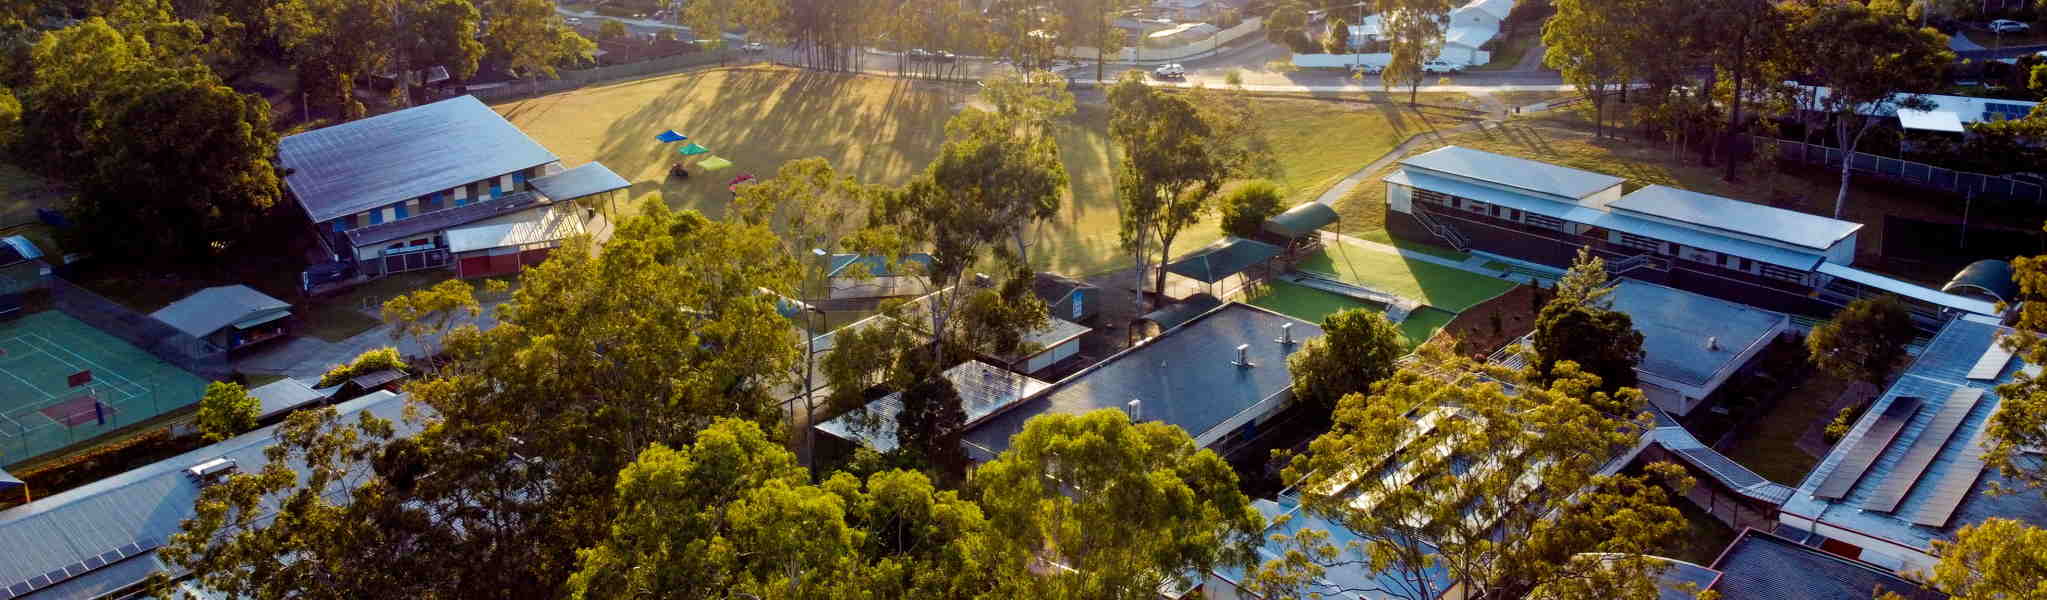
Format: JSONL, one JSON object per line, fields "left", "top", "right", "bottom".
{"left": 248, "top": 378, "right": 330, "bottom": 422}
{"left": 342, "top": 191, "right": 549, "bottom": 249}
{"left": 1607, "top": 279, "right": 1789, "bottom": 390}
{"left": 1263, "top": 202, "right": 1340, "bottom": 239}
{"left": 526, "top": 162, "right": 630, "bottom": 201}
{"left": 1790, "top": 84, "right": 2039, "bottom": 130}
{"left": 1897, "top": 109, "right": 1966, "bottom": 133}
{"left": 0, "top": 391, "right": 414, "bottom": 599}
{"left": 1019, "top": 318, "right": 1092, "bottom": 359}
{"left": 1942, "top": 259, "right": 2018, "bottom": 304}
{"left": 147, "top": 285, "right": 291, "bottom": 339}
{"left": 815, "top": 360, "right": 1051, "bottom": 453}
{"left": 1779, "top": 316, "right": 2047, "bottom": 554}
{"left": 1648, "top": 556, "right": 1722, "bottom": 600}
{"left": 1138, "top": 293, "right": 1226, "bottom": 332}
{"left": 1400, "top": 146, "right": 1625, "bottom": 201}
{"left": 1031, "top": 272, "right": 1096, "bottom": 307}
{"left": 1163, "top": 237, "right": 1281, "bottom": 284}
{"left": 1609, "top": 185, "right": 1862, "bottom": 252}
{"left": 278, "top": 95, "right": 558, "bottom": 224}
{"left": 962, "top": 303, "right": 1321, "bottom": 460}
{"left": 1457, "top": 0, "right": 1515, "bottom": 21}
{"left": 445, "top": 204, "right": 587, "bottom": 254}
{"left": 1707, "top": 530, "right": 1945, "bottom": 600}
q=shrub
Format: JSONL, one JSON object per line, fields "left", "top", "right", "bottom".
{"left": 1218, "top": 180, "right": 1287, "bottom": 239}
{"left": 318, "top": 347, "right": 410, "bottom": 388}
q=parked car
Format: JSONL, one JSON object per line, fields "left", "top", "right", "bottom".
{"left": 1153, "top": 63, "right": 1186, "bottom": 79}
{"left": 1422, "top": 60, "right": 1463, "bottom": 74}
{"left": 1990, "top": 19, "right": 2031, "bottom": 33}
{"left": 302, "top": 261, "right": 358, "bottom": 294}
{"left": 565, "top": 16, "right": 582, "bottom": 25}
{"left": 1349, "top": 62, "right": 1383, "bottom": 75}
{"left": 741, "top": 41, "right": 767, "bottom": 52}
{"left": 935, "top": 50, "right": 956, "bottom": 63}
{"left": 907, "top": 48, "right": 932, "bottom": 61}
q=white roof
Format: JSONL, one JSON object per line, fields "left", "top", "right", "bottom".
{"left": 249, "top": 378, "right": 330, "bottom": 421}
{"left": 1609, "top": 185, "right": 1862, "bottom": 252}
{"left": 1792, "top": 84, "right": 2039, "bottom": 129}
{"left": 1444, "top": 22, "right": 1500, "bottom": 48}
{"left": 1897, "top": 109, "right": 1966, "bottom": 133}
{"left": 445, "top": 204, "right": 586, "bottom": 253}
{"left": 1817, "top": 263, "right": 2001, "bottom": 316}
{"left": 1149, "top": 22, "right": 1220, "bottom": 39}
{"left": 1458, "top": 0, "right": 1515, "bottom": 20}
{"left": 148, "top": 285, "right": 292, "bottom": 339}
{"left": 1400, "top": 146, "right": 1625, "bottom": 201}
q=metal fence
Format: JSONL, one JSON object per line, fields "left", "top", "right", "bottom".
{"left": 1761, "top": 136, "right": 2047, "bottom": 203}
{"left": 48, "top": 279, "right": 230, "bottom": 381}
{"left": 467, "top": 51, "right": 742, "bottom": 100}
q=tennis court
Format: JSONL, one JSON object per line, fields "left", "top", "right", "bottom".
{"left": 0, "top": 311, "right": 209, "bottom": 464}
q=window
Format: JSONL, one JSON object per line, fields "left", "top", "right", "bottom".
{"left": 394, "top": 204, "right": 409, "bottom": 220}
{"left": 1759, "top": 264, "right": 1806, "bottom": 283}
{"left": 409, "top": 238, "right": 431, "bottom": 247}
{"left": 1524, "top": 213, "right": 1566, "bottom": 231}
{"left": 368, "top": 210, "right": 384, "bottom": 225}
{"left": 1508, "top": 209, "right": 1521, "bottom": 222}
{"left": 332, "top": 220, "right": 347, "bottom": 233}
{"left": 1616, "top": 233, "right": 1663, "bottom": 253}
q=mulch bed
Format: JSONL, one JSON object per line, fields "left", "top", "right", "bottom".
{"left": 1419, "top": 284, "right": 1537, "bottom": 358}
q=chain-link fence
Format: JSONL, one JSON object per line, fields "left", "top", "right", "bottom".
{"left": 47, "top": 279, "right": 229, "bottom": 381}
{"left": 0, "top": 288, "right": 216, "bottom": 465}
{"left": 1762, "top": 136, "right": 2047, "bottom": 204}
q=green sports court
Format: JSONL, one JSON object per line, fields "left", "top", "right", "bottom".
{"left": 0, "top": 311, "right": 210, "bottom": 464}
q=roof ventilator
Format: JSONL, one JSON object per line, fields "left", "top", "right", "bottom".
{"left": 1233, "top": 344, "right": 1253, "bottom": 368}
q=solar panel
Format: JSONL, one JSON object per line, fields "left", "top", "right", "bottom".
{"left": 1814, "top": 396, "right": 1923, "bottom": 499}
{"left": 1985, "top": 102, "right": 2035, "bottom": 120}
{"left": 1966, "top": 339, "right": 2014, "bottom": 380}
{"left": 1861, "top": 388, "right": 1985, "bottom": 513}
{"left": 1910, "top": 428, "right": 1992, "bottom": 527}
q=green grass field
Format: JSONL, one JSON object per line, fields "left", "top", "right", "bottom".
{"left": 1297, "top": 240, "right": 1515, "bottom": 312}
{"left": 496, "top": 66, "right": 1474, "bottom": 275}
{"left": 1246, "top": 282, "right": 1459, "bottom": 352}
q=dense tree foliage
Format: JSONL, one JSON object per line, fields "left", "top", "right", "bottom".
{"left": 1989, "top": 244, "right": 2047, "bottom": 489}
{"left": 1778, "top": 0, "right": 1952, "bottom": 218}
{"left": 1288, "top": 307, "right": 1406, "bottom": 412}
{"left": 1218, "top": 179, "right": 1286, "bottom": 239}
{"left": 1531, "top": 250, "right": 1643, "bottom": 393}
{"left": 974, "top": 409, "right": 1265, "bottom": 598}
{"left": 1257, "top": 352, "right": 1687, "bottom": 600}
{"left": 195, "top": 381, "right": 258, "bottom": 442}
{"left": 1109, "top": 74, "right": 1251, "bottom": 310}
{"left": 1378, "top": 0, "right": 1456, "bottom": 104}
{"left": 1806, "top": 295, "right": 1917, "bottom": 389}
{"left": 1883, "top": 518, "right": 2047, "bottom": 600}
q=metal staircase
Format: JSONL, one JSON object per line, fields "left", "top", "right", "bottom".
{"left": 1410, "top": 207, "right": 1469, "bottom": 251}
{"left": 1604, "top": 254, "right": 1671, "bottom": 278}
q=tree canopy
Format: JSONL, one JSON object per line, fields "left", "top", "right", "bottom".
{"left": 1806, "top": 294, "right": 1917, "bottom": 389}
{"left": 195, "top": 381, "right": 258, "bottom": 442}
{"left": 1287, "top": 307, "right": 1406, "bottom": 412}
{"left": 1531, "top": 250, "right": 1643, "bottom": 393}
{"left": 1988, "top": 244, "right": 2047, "bottom": 489}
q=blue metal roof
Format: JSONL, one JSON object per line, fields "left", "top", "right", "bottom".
{"left": 527, "top": 163, "right": 630, "bottom": 201}
{"left": 962, "top": 303, "right": 1322, "bottom": 460}
{"left": 1609, "top": 280, "right": 1788, "bottom": 389}
{"left": 1399, "top": 146, "right": 1626, "bottom": 201}
{"left": 1781, "top": 316, "right": 2047, "bottom": 553}
{"left": 825, "top": 253, "right": 933, "bottom": 278}
{"left": 0, "top": 391, "right": 416, "bottom": 598}
{"left": 1611, "top": 185, "right": 1862, "bottom": 252}
{"left": 1818, "top": 263, "right": 2001, "bottom": 316}
{"left": 278, "top": 96, "right": 559, "bottom": 224}
{"left": 1385, "top": 169, "right": 1826, "bottom": 270}
{"left": 1207, "top": 498, "right": 1455, "bottom": 600}
{"left": 1708, "top": 530, "right": 1942, "bottom": 600}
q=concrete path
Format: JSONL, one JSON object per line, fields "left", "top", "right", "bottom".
{"left": 236, "top": 300, "right": 507, "bottom": 381}
{"left": 1511, "top": 42, "right": 1549, "bottom": 72}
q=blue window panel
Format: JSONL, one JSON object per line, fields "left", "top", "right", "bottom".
{"left": 394, "top": 204, "right": 409, "bottom": 220}
{"left": 368, "top": 211, "right": 383, "bottom": 225}
{"left": 512, "top": 173, "right": 526, "bottom": 190}
{"left": 332, "top": 220, "right": 347, "bottom": 233}
{"left": 490, "top": 184, "right": 502, "bottom": 199}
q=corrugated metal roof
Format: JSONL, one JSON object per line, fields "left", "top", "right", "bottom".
{"left": 1261, "top": 202, "right": 1339, "bottom": 239}
{"left": 527, "top": 163, "right": 630, "bottom": 201}
{"left": 963, "top": 303, "right": 1321, "bottom": 460}
{"left": 1205, "top": 498, "right": 1454, "bottom": 600}
{"left": 1020, "top": 317, "right": 1091, "bottom": 356}
{"left": 1163, "top": 237, "right": 1281, "bottom": 284}
{"left": 0, "top": 392, "right": 414, "bottom": 598}
{"left": 342, "top": 191, "right": 550, "bottom": 249}
{"left": 1138, "top": 294, "right": 1225, "bottom": 332}
{"left": 815, "top": 360, "right": 1051, "bottom": 453}
{"left": 1399, "top": 146, "right": 1625, "bottom": 201}
{"left": 1610, "top": 185, "right": 1861, "bottom": 252}
{"left": 1708, "top": 530, "right": 1942, "bottom": 600}
{"left": 445, "top": 204, "right": 586, "bottom": 254}
{"left": 1780, "top": 317, "right": 2047, "bottom": 554}
{"left": 1817, "top": 263, "right": 2000, "bottom": 316}
{"left": 147, "top": 286, "right": 291, "bottom": 340}
{"left": 248, "top": 378, "right": 329, "bottom": 422}
{"left": 278, "top": 95, "right": 558, "bottom": 224}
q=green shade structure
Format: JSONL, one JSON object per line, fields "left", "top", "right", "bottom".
{"left": 695, "top": 156, "right": 734, "bottom": 171}
{"left": 677, "top": 142, "right": 711, "bottom": 156}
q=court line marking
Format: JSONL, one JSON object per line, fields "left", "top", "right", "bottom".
{"left": 25, "top": 348, "right": 142, "bottom": 403}
{"left": 22, "top": 333, "right": 147, "bottom": 399}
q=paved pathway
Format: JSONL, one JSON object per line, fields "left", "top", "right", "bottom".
{"left": 236, "top": 299, "right": 507, "bottom": 381}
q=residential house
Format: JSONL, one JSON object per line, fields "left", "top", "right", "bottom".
{"left": 0, "top": 391, "right": 415, "bottom": 599}
{"left": 1785, "top": 84, "right": 2039, "bottom": 136}
{"left": 1382, "top": 146, "right": 1999, "bottom": 330}
{"left": 278, "top": 95, "right": 629, "bottom": 279}
{"left": 148, "top": 285, "right": 293, "bottom": 353}
{"left": 1777, "top": 315, "right": 2047, "bottom": 574}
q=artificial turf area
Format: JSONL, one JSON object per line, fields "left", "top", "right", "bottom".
{"left": 1246, "top": 282, "right": 1460, "bottom": 352}
{"left": 495, "top": 66, "right": 1475, "bottom": 275}
{"left": 1296, "top": 239, "right": 1516, "bottom": 313}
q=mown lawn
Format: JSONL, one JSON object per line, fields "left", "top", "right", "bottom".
{"left": 1333, "top": 120, "right": 1971, "bottom": 284}
{"left": 1297, "top": 239, "right": 1515, "bottom": 312}
{"left": 498, "top": 66, "right": 1476, "bottom": 275}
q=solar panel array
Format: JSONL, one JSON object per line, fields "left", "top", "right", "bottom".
{"left": 1814, "top": 396, "right": 1923, "bottom": 500}
{"left": 1860, "top": 388, "right": 1984, "bottom": 513}
{"left": 1984, "top": 103, "right": 2035, "bottom": 121}
{"left": 1966, "top": 339, "right": 2014, "bottom": 380}
{"left": 3, "top": 537, "right": 160, "bottom": 599}
{"left": 1910, "top": 428, "right": 1992, "bottom": 528}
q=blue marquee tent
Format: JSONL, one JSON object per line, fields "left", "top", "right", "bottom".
{"left": 655, "top": 130, "right": 688, "bottom": 143}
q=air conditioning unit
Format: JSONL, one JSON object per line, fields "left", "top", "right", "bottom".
{"left": 185, "top": 458, "right": 238, "bottom": 482}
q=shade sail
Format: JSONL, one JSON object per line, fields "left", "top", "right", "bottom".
{"left": 655, "top": 130, "right": 687, "bottom": 143}
{"left": 677, "top": 142, "right": 711, "bottom": 156}
{"left": 696, "top": 156, "right": 734, "bottom": 171}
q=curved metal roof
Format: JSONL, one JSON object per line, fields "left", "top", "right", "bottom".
{"left": 1261, "top": 202, "right": 1339, "bottom": 239}
{"left": 1942, "top": 259, "right": 2018, "bottom": 304}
